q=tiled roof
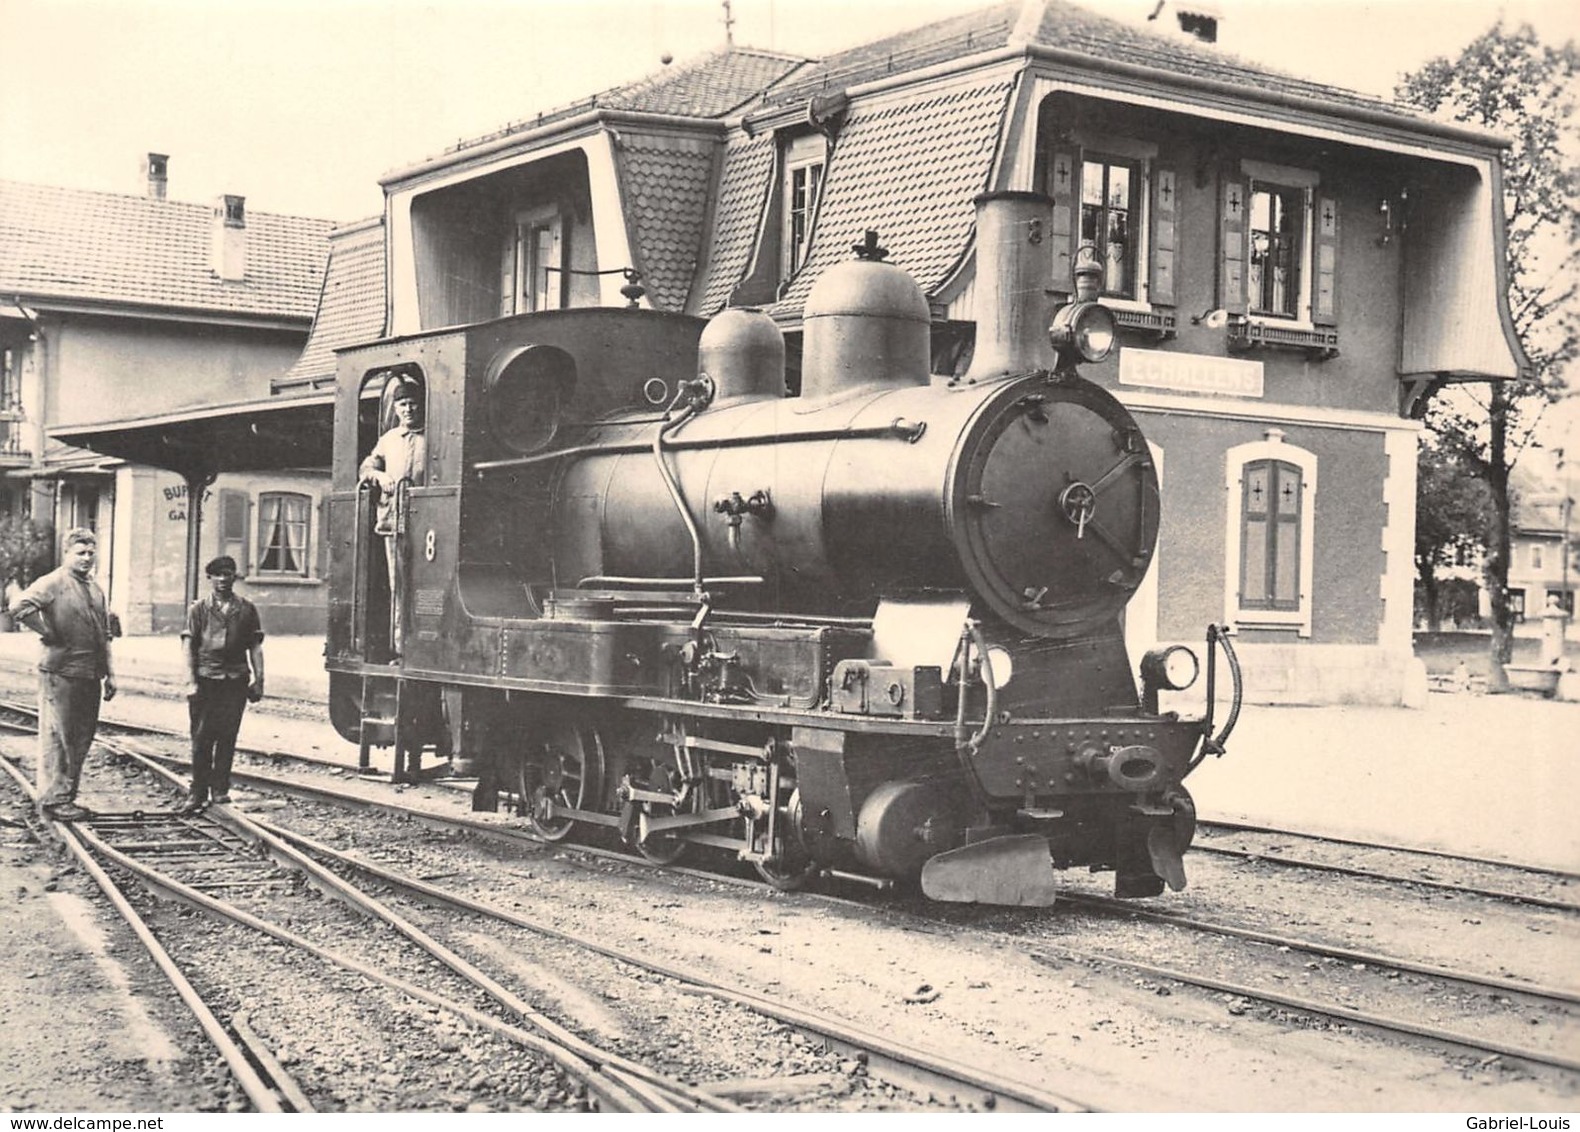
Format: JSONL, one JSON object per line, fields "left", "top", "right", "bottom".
{"left": 279, "top": 219, "right": 385, "bottom": 387}
{"left": 616, "top": 135, "right": 719, "bottom": 313}
{"left": 770, "top": 78, "right": 1017, "bottom": 319}
{"left": 756, "top": 0, "right": 1404, "bottom": 119}
{"left": 440, "top": 48, "right": 807, "bottom": 158}
{"left": 760, "top": 2, "right": 1022, "bottom": 108}
{"left": 598, "top": 47, "right": 809, "bottom": 118}
{"left": 0, "top": 180, "right": 330, "bottom": 321}
{"left": 1028, "top": 1, "right": 1403, "bottom": 115}
{"left": 698, "top": 132, "right": 776, "bottom": 316}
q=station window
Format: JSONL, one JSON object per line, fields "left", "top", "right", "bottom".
{"left": 1223, "top": 430, "right": 1317, "bottom": 636}
{"left": 1239, "top": 459, "right": 1303, "bottom": 611}
{"left": 1248, "top": 182, "right": 1304, "bottom": 318}
{"left": 1218, "top": 160, "right": 1337, "bottom": 329}
{"left": 782, "top": 134, "right": 825, "bottom": 279}
{"left": 257, "top": 492, "right": 311, "bottom": 577}
{"left": 1081, "top": 156, "right": 1140, "bottom": 300}
{"left": 1042, "top": 133, "right": 1171, "bottom": 308}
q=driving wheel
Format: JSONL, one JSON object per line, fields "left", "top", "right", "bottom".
{"left": 518, "top": 719, "right": 604, "bottom": 841}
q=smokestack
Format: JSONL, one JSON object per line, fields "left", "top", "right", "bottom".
{"left": 1176, "top": 3, "right": 1219, "bottom": 43}
{"left": 144, "top": 153, "right": 169, "bottom": 201}
{"left": 211, "top": 194, "right": 247, "bottom": 281}
{"left": 961, "top": 192, "right": 1059, "bottom": 384}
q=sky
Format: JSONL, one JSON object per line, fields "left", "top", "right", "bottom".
{"left": 1, "top": 0, "right": 1575, "bottom": 223}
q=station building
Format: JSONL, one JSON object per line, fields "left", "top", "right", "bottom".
{"left": 52, "top": 0, "right": 1528, "bottom": 703}
{"left": 0, "top": 162, "right": 332, "bottom": 632}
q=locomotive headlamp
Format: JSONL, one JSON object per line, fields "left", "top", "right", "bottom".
{"left": 1047, "top": 301, "right": 1118, "bottom": 364}
{"left": 1141, "top": 645, "right": 1200, "bottom": 692}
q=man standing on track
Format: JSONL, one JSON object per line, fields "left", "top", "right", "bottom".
{"left": 179, "top": 555, "right": 264, "bottom": 813}
{"left": 10, "top": 528, "right": 116, "bottom": 822}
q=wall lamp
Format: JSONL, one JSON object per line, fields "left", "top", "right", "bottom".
{"left": 1378, "top": 188, "right": 1408, "bottom": 247}
{"left": 1191, "top": 307, "right": 1229, "bottom": 328}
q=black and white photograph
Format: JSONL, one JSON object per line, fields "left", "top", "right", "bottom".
{"left": 0, "top": 0, "right": 1576, "bottom": 1117}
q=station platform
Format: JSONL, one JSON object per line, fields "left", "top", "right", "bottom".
{"left": 0, "top": 629, "right": 329, "bottom": 706}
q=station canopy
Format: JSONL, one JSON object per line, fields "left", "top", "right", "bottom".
{"left": 49, "top": 393, "right": 334, "bottom": 479}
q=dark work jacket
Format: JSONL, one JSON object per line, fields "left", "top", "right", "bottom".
{"left": 12, "top": 567, "right": 111, "bottom": 679}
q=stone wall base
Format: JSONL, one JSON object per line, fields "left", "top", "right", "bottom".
{"left": 1226, "top": 643, "right": 1429, "bottom": 708}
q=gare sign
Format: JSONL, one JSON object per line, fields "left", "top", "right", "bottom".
{"left": 1118, "top": 347, "right": 1264, "bottom": 399}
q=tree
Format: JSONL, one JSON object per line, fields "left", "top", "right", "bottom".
{"left": 1415, "top": 442, "right": 1495, "bottom": 631}
{"left": 0, "top": 515, "right": 53, "bottom": 595}
{"left": 1397, "top": 23, "right": 1580, "bottom": 689}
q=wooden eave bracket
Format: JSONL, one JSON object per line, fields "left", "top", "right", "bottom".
{"left": 1400, "top": 374, "right": 1449, "bottom": 419}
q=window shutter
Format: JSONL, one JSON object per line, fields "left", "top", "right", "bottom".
{"left": 1149, "top": 166, "right": 1178, "bottom": 308}
{"left": 499, "top": 230, "right": 515, "bottom": 318}
{"left": 1046, "top": 144, "right": 1083, "bottom": 295}
{"left": 316, "top": 495, "right": 329, "bottom": 580}
{"left": 219, "top": 489, "right": 250, "bottom": 575}
{"left": 1218, "top": 173, "right": 1251, "bottom": 315}
{"left": 1312, "top": 194, "right": 1340, "bottom": 327}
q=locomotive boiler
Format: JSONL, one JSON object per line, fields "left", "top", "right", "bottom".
{"left": 324, "top": 192, "right": 1240, "bottom": 905}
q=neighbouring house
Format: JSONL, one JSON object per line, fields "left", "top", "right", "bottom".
{"left": 50, "top": 0, "right": 1531, "bottom": 703}
{"left": 1505, "top": 455, "right": 1576, "bottom": 625}
{"left": 1425, "top": 454, "right": 1577, "bottom": 632}
{"left": 0, "top": 156, "right": 333, "bottom": 632}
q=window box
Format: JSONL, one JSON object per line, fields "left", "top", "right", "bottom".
{"left": 1226, "top": 316, "right": 1339, "bottom": 359}
{"left": 1113, "top": 307, "right": 1178, "bottom": 340}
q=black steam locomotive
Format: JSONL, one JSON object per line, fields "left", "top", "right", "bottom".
{"left": 324, "top": 192, "right": 1239, "bottom": 905}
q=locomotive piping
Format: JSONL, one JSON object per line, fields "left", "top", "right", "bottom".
{"left": 471, "top": 419, "right": 928, "bottom": 477}
{"left": 950, "top": 619, "right": 998, "bottom": 807}
{"left": 652, "top": 389, "right": 709, "bottom": 596}
{"left": 1192, "top": 624, "right": 1243, "bottom": 769}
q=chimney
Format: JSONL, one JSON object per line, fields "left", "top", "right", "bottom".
{"left": 211, "top": 194, "right": 247, "bottom": 281}
{"left": 143, "top": 153, "right": 169, "bottom": 200}
{"left": 960, "top": 192, "right": 1059, "bottom": 384}
{"left": 1176, "top": 3, "right": 1220, "bottom": 43}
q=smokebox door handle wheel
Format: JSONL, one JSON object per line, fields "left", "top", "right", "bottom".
{"left": 518, "top": 721, "right": 605, "bottom": 841}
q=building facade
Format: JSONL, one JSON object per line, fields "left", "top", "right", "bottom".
{"left": 0, "top": 162, "right": 333, "bottom": 632}
{"left": 337, "top": 0, "right": 1521, "bottom": 704}
{"left": 48, "top": 1, "right": 1527, "bottom": 702}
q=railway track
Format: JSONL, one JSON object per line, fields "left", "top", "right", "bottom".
{"left": 0, "top": 727, "right": 1090, "bottom": 1112}
{"left": 1195, "top": 819, "right": 1580, "bottom": 913}
{"left": 3, "top": 700, "right": 1576, "bottom": 1102}
{"left": 7, "top": 698, "right": 1571, "bottom": 916}
{"left": 0, "top": 747, "right": 757, "bottom": 1113}
{"left": 109, "top": 734, "right": 1580, "bottom": 1082}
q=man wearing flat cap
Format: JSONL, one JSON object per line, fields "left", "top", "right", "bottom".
{"left": 179, "top": 555, "right": 264, "bottom": 813}
{"left": 359, "top": 374, "right": 427, "bottom": 657}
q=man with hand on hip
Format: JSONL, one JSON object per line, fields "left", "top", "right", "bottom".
{"left": 179, "top": 555, "right": 264, "bottom": 813}
{"left": 10, "top": 528, "right": 116, "bottom": 821}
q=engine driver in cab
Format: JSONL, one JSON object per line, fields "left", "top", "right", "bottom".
{"left": 359, "top": 375, "right": 426, "bottom": 658}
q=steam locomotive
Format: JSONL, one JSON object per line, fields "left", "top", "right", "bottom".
{"left": 324, "top": 192, "right": 1240, "bottom": 906}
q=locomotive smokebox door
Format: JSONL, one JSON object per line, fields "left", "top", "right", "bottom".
{"left": 953, "top": 379, "right": 1159, "bottom": 638}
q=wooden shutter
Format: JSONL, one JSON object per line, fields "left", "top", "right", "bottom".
{"left": 316, "top": 495, "right": 329, "bottom": 580}
{"left": 1149, "top": 166, "right": 1178, "bottom": 308}
{"left": 1218, "top": 172, "right": 1251, "bottom": 315}
{"left": 1046, "top": 144, "right": 1082, "bottom": 295}
{"left": 219, "top": 489, "right": 250, "bottom": 575}
{"left": 1312, "top": 194, "right": 1340, "bottom": 327}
